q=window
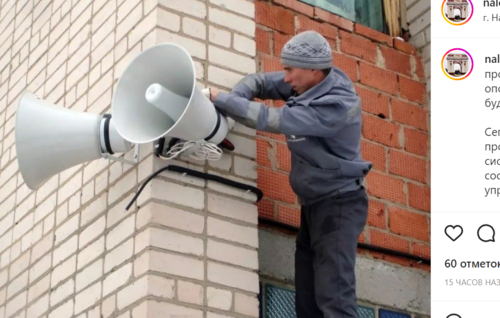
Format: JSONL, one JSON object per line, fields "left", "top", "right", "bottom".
{"left": 299, "top": 0, "right": 401, "bottom": 36}
{"left": 260, "top": 281, "right": 386, "bottom": 318}
{"left": 355, "top": 0, "right": 384, "bottom": 33}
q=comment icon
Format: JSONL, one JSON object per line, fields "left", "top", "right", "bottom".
{"left": 477, "top": 224, "right": 495, "bottom": 243}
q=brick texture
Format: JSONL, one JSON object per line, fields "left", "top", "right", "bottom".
{"left": 356, "top": 86, "right": 389, "bottom": 118}
{"left": 360, "top": 62, "right": 398, "bottom": 95}
{"left": 389, "top": 206, "right": 430, "bottom": 242}
{"left": 362, "top": 114, "right": 402, "bottom": 149}
{"left": 0, "top": 1, "right": 261, "bottom": 317}
{"left": 255, "top": 1, "right": 294, "bottom": 35}
{"left": 254, "top": 0, "right": 430, "bottom": 269}
{"left": 399, "top": 76, "right": 427, "bottom": 105}
{"left": 0, "top": 5, "right": 430, "bottom": 318}
{"left": 340, "top": 31, "right": 377, "bottom": 63}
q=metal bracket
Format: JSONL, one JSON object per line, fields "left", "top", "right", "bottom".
{"left": 101, "top": 143, "right": 140, "bottom": 165}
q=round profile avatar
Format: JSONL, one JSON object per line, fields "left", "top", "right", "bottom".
{"left": 441, "top": 49, "right": 473, "bottom": 80}
{"left": 441, "top": 0, "right": 473, "bottom": 25}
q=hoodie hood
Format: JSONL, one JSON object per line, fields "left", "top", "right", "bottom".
{"left": 287, "top": 67, "right": 358, "bottom": 108}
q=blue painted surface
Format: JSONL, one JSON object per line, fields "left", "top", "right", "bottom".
{"left": 358, "top": 305, "right": 376, "bottom": 318}
{"left": 261, "top": 282, "right": 411, "bottom": 318}
{"left": 379, "top": 308, "right": 412, "bottom": 318}
{"left": 265, "top": 285, "right": 296, "bottom": 318}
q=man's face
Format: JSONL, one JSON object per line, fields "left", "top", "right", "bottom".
{"left": 283, "top": 66, "right": 318, "bottom": 95}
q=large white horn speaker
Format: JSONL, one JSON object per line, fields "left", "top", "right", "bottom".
{"left": 111, "top": 43, "right": 228, "bottom": 145}
{"left": 15, "top": 91, "right": 133, "bottom": 190}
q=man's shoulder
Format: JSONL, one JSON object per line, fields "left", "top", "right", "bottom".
{"left": 312, "top": 86, "right": 359, "bottom": 107}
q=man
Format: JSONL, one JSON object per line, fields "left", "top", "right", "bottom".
{"left": 206, "top": 30, "right": 372, "bottom": 318}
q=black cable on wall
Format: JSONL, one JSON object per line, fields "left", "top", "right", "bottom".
{"left": 258, "top": 217, "right": 430, "bottom": 265}
{"left": 129, "top": 164, "right": 430, "bottom": 266}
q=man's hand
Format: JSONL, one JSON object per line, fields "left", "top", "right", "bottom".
{"left": 209, "top": 88, "right": 219, "bottom": 102}
{"left": 202, "top": 87, "right": 220, "bottom": 102}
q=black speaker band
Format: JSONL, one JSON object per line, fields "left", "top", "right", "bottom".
{"left": 103, "top": 114, "right": 114, "bottom": 155}
{"left": 205, "top": 112, "right": 221, "bottom": 142}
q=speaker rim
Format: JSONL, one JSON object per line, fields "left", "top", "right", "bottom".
{"left": 111, "top": 42, "right": 198, "bottom": 144}
{"left": 15, "top": 91, "right": 103, "bottom": 190}
{"left": 15, "top": 90, "right": 31, "bottom": 187}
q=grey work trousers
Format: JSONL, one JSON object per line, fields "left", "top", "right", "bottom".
{"left": 295, "top": 186, "right": 368, "bottom": 318}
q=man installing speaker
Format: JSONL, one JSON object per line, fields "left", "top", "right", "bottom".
{"left": 205, "top": 30, "right": 373, "bottom": 318}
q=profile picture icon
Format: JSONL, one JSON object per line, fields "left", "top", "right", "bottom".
{"left": 441, "top": 48, "right": 473, "bottom": 80}
{"left": 442, "top": 0, "right": 473, "bottom": 25}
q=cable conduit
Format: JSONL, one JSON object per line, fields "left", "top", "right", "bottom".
{"left": 126, "top": 164, "right": 430, "bottom": 265}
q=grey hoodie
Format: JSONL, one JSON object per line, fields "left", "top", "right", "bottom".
{"left": 213, "top": 66, "right": 372, "bottom": 206}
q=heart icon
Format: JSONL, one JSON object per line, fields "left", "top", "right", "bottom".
{"left": 445, "top": 225, "right": 463, "bottom": 242}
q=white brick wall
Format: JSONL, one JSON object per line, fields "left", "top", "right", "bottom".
{"left": 406, "top": 0, "right": 430, "bottom": 102}
{"left": 0, "top": 0, "right": 260, "bottom": 317}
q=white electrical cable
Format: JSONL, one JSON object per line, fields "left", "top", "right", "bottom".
{"left": 191, "top": 142, "right": 223, "bottom": 161}
{"left": 159, "top": 140, "right": 223, "bottom": 161}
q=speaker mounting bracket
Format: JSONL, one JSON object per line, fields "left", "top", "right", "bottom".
{"left": 101, "top": 143, "right": 140, "bottom": 165}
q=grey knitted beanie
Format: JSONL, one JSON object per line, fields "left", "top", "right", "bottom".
{"left": 280, "top": 31, "right": 332, "bottom": 69}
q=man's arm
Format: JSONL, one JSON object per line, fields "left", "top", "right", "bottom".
{"left": 230, "top": 71, "right": 294, "bottom": 101}
{"left": 213, "top": 93, "right": 359, "bottom": 136}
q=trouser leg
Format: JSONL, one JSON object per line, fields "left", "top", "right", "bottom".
{"left": 310, "top": 187, "right": 368, "bottom": 318}
{"left": 295, "top": 205, "right": 323, "bottom": 318}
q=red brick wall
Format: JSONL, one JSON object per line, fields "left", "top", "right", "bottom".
{"left": 254, "top": 0, "right": 430, "bottom": 271}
